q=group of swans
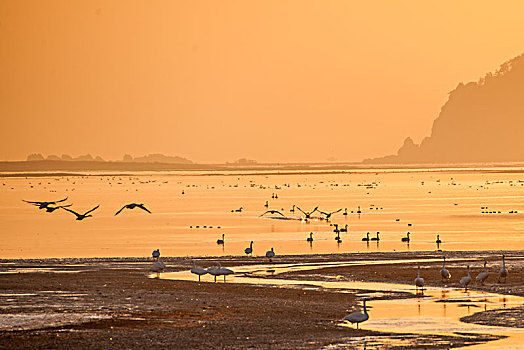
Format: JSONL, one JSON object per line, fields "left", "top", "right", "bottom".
{"left": 418, "top": 255, "right": 509, "bottom": 292}
{"left": 24, "top": 197, "right": 151, "bottom": 221}
{"left": 191, "top": 261, "right": 234, "bottom": 282}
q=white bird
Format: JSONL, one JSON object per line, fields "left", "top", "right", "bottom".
{"left": 476, "top": 260, "right": 489, "bottom": 285}
{"left": 440, "top": 257, "right": 451, "bottom": 282}
{"left": 217, "top": 234, "right": 225, "bottom": 245}
{"left": 244, "top": 241, "right": 253, "bottom": 255}
{"left": 190, "top": 261, "right": 208, "bottom": 281}
{"left": 207, "top": 263, "right": 233, "bottom": 282}
{"left": 460, "top": 265, "right": 472, "bottom": 290}
{"left": 343, "top": 299, "right": 369, "bottom": 329}
{"left": 150, "top": 258, "right": 165, "bottom": 277}
{"left": 414, "top": 266, "right": 424, "bottom": 293}
{"left": 266, "top": 247, "right": 275, "bottom": 262}
{"left": 498, "top": 255, "right": 508, "bottom": 283}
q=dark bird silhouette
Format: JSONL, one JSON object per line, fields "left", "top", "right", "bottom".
{"left": 115, "top": 203, "right": 151, "bottom": 216}
{"left": 63, "top": 205, "right": 99, "bottom": 220}
{"left": 318, "top": 208, "right": 342, "bottom": 220}
{"left": 260, "top": 210, "right": 285, "bottom": 217}
{"left": 45, "top": 204, "right": 72, "bottom": 213}
{"left": 23, "top": 197, "right": 68, "bottom": 209}
{"left": 296, "top": 206, "right": 318, "bottom": 219}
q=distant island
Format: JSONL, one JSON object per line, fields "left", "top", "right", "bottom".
{"left": 365, "top": 53, "right": 524, "bottom": 164}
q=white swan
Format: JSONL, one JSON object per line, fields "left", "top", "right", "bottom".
{"left": 460, "top": 265, "right": 472, "bottom": 290}
{"left": 476, "top": 260, "right": 489, "bottom": 285}
{"left": 440, "top": 257, "right": 451, "bottom": 282}
{"left": 265, "top": 247, "right": 275, "bottom": 262}
{"left": 150, "top": 257, "right": 165, "bottom": 278}
{"left": 190, "top": 261, "right": 208, "bottom": 281}
{"left": 343, "top": 299, "right": 369, "bottom": 329}
{"left": 207, "top": 262, "right": 234, "bottom": 282}
{"left": 414, "top": 266, "right": 424, "bottom": 293}
{"left": 244, "top": 241, "right": 253, "bottom": 255}
{"left": 498, "top": 255, "right": 508, "bottom": 283}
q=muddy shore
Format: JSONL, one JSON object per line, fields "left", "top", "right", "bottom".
{"left": 0, "top": 251, "right": 521, "bottom": 349}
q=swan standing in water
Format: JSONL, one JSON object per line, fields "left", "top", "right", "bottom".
{"left": 245, "top": 241, "right": 253, "bottom": 256}
{"left": 216, "top": 234, "right": 225, "bottom": 245}
{"left": 190, "top": 261, "right": 208, "bottom": 281}
{"left": 460, "top": 265, "right": 472, "bottom": 291}
{"left": 440, "top": 257, "right": 451, "bottom": 282}
{"left": 414, "top": 266, "right": 424, "bottom": 293}
{"left": 476, "top": 260, "right": 489, "bottom": 285}
{"left": 151, "top": 258, "right": 165, "bottom": 278}
{"left": 498, "top": 255, "right": 508, "bottom": 283}
{"left": 343, "top": 299, "right": 369, "bottom": 329}
{"left": 207, "top": 263, "right": 234, "bottom": 282}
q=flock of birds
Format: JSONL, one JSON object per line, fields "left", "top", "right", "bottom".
{"left": 415, "top": 255, "right": 509, "bottom": 294}
{"left": 22, "top": 197, "right": 151, "bottom": 219}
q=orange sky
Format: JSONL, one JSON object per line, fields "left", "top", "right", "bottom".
{"left": 1, "top": 1, "right": 523, "bottom": 163}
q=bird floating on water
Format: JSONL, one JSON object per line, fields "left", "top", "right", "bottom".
{"left": 370, "top": 232, "right": 380, "bottom": 241}
{"left": 115, "top": 203, "right": 151, "bottom": 215}
{"left": 343, "top": 299, "right": 369, "bottom": 329}
{"left": 63, "top": 205, "right": 99, "bottom": 220}
{"left": 152, "top": 249, "right": 160, "bottom": 259}
{"left": 436, "top": 235, "right": 442, "bottom": 244}
{"left": 362, "top": 232, "right": 370, "bottom": 241}
{"left": 401, "top": 232, "right": 410, "bottom": 242}
{"left": 307, "top": 232, "right": 314, "bottom": 242}
{"left": 217, "top": 234, "right": 225, "bottom": 245}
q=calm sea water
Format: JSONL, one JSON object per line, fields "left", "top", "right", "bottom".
{"left": 1, "top": 168, "right": 523, "bottom": 258}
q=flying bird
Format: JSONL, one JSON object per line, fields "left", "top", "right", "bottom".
{"left": 45, "top": 204, "right": 72, "bottom": 213}
{"left": 260, "top": 210, "right": 285, "bottom": 217}
{"left": 23, "top": 197, "right": 68, "bottom": 209}
{"left": 318, "top": 208, "right": 342, "bottom": 220}
{"left": 296, "top": 206, "right": 318, "bottom": 219}
{"left": 62, "top": 205, "right": 100, "bottom": 220}
{"left": 115, "top": 203, "right": 151, "bottom": 216}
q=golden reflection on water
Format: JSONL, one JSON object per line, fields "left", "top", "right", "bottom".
{"left": 1, "top": 169, "right": 524, "bottom": 258}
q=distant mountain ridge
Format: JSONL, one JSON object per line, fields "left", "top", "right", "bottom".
{"left": 365, "top": 53, "right": 524, "bottom": 164}
{"left": 26, "top": 153, "right": 193, "bottom": 164}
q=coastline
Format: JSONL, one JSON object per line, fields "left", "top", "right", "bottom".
{"left": 1, "top": 251, "right": 522, "bottom": 349}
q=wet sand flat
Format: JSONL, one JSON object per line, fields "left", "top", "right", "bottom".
{"left": 1, "top": 251, "right": 521, "bottom": 349}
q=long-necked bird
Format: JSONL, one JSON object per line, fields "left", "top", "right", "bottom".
{"left": 63, "top": 205, "right": 99, "bottom": 220}
{"left": 115, "top": 203, "right": 151, "bottom": 215}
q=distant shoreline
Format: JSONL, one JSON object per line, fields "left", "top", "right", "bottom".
{"left": 2, "top": 160, "right": 524, "bottom": 176}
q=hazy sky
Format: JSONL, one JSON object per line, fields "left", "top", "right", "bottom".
{"left": 1, "top": 1, "right": 523, "bottom": 163}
